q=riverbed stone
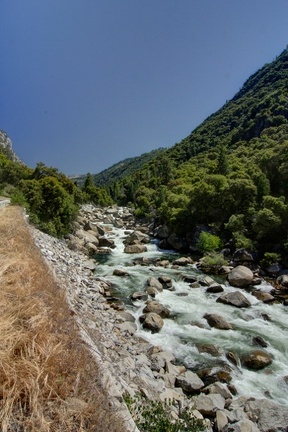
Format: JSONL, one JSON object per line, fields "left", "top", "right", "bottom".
{"left": 130, "top": 291, "right": 148, "bottom": 302}
{"left": 142, "top": 312, "right": 164, "bottom": 333}
{"left": 173, "top": 256, "right": 193, "bottom": 266}
{"left": 146, "top": 276, "right": 163, "bottom": 291}
{"left": 204, "top": 313, "right": 233, "bottom": 330}
{"left": 113, "top": 268, "right": 129, "bottom": 276}
{"left": 124, "top": 244, "right": 148, "bottom": 254}
{"left": 143, "top": 300, "right": 170, "bottom": 318}
{"left": 216, "top": 291, "right": 251, "bottom": 308}
{"left": 244, "top": 398, "right": 288, "bottom": 432}
{"left": 228, "top": 265, "right": 254, "bottom": 287}
{"left": 240, "top": 350, "right": 272, "bottom": 370}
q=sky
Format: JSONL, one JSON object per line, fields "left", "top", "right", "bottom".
{"left": 1, "top": 1, "right": 288, "bottom": 175}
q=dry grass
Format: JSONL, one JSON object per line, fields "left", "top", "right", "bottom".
{"left": 0, "top": 206, "right": 128, "bottom": 432}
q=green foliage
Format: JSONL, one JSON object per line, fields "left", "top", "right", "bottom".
{"left": 82, "top": 173, "right": 114, "bottom": 206}
{"left": 199, "top": 252, "right": 228, "bottom": 272}
{"left": 260, "top": 252, "right": 281, "bottom": 269}
{"left": 124, "top": 393, "right": 205, "bottom": 432}
{"left": 196, "top": 231, "right": 222, "bottom": 253}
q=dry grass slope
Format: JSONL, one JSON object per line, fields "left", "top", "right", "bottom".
{"left": 0, "top": 206, "right": 127, "bottom": 432}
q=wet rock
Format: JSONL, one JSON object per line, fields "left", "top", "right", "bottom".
{"left": 241, "top": 350, "right": 272, "bottom": 370}
{"left": 124, "top": 230, "right": 150, "bottom": 245}
{"left": 130, "top": 291, "right": 148, "bottom": 302}
{"left": 175, "top": 370, "right": 204, "bottom": 393}
{"left": 181, "top": 274, "right": 198, "bottom": 283}
{"left": 158, "top": 275, "right": 173, "bottom": 290}
{"left": 206, "top": 284, "right": 224, "bottom": 293}
{"left": 190, "top": 282, "right": 202, "bottom": 288}
{"left": 204, "top": 313, "right": 233, "bottom": 330}
{"left": 226, "top": 351, "right": 239, "bottom": 367}
{"left": 252, "top": 336, "right": 268, "bottom": 348}
{"left": 217, "top": 291, "right": 251, "bottom": 308}
{"left": 98, "top": 237, "right": 116, "bottom": 248}
{"left": 173, "top": 257, "right": 193, "bottom": 266}
{"left": 252, "top": 291, "right": 275, "bottom": 303}
{"left": 113, "top": 268, "right": 129, "bottom": 276}
{"left": 146, "top": 276, "right": 163, "bottom": 291}
{"left": 124, "top": 244, "right": 148, "bottom": 254}
{"left": 276, "top": 274, "right": 288, "bottom": 288}
{"left": 197, "top": 344, "right": 221, "bottom": 357}
{"left": 142, "top": 312, "right": 164, "bottom": 333}
{"left": 143, "top": 300, "right": 170, "bottom": 318}
{"left": 202, "top": 275, "right": 216, "bottom": 286}
{"left": 228, "top": 265, "right": 254, "bottom": 288}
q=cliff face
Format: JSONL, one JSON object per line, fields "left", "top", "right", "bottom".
{"left": 0, "top": 130, "right": 23, "bottom": 164}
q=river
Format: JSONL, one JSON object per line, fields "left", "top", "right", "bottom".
{"left": 95, "top": 223, "right": 288, "bottom": 406}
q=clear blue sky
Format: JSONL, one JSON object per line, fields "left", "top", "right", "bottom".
{"left": 1, "top": 0, "right": 288, "bottom": 175}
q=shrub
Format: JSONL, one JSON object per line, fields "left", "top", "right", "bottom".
{"left": 124, "top": 393, "right": 205, "bottom": 432}
{"left": 196, "top": 231, "right": 222, "bottom": 253}
{"left": 260, "top": 252, "right": 281, "bottom": 269}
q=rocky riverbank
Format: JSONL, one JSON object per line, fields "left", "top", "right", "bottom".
{"left": 32, "top": 205, "right": 288, "bottom": 432}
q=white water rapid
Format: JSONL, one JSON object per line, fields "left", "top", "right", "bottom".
{"left": 95, "top": 224, "right": 288, "bottom": 406}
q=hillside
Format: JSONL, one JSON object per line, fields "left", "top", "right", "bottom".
{"left": 105, "top": 48, "right": 288, "bottom": 257}
{"left": 74, "top": 147, "right": 166, "bottom": 187}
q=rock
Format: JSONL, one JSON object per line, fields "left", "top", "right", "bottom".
{"left": 143, "top": 300, "right": 170, "bottom": 318}
{"left": 158, "top": 275, "right": 173, "bottom": 290}
{"left": 241, "top": 350, "right": 272, "bottom": 370}
{"left": 130, "top": 292, "right": 148, "bottom": 302}
{"left": 146, "top": 276, "right": 163, "bottom": 291}
{"left": 98, "top": 237, "right": 116, "bottom": 248}
{"left": 228, "top": 265, "right": 254, "bottom": 287}
{"left": 142, "top": 312, "right": 164, "bottom": 333}
{"left": 216, "top": 410, "right": 228, "bottom": 431}
{"left": 252, "top": 336, "right": 268, "bottom": 348}
{"left": 204, "top": 382, "right": 233, "bottom": 399}
{"left": 113, "top": 268, "right": 129, "bottom": 276}
{"left": 190, "top": 282, "right": 201, "bottom": 288}
{"left": 204, "top": 313, "right": 233, "bottom": 330}
{"left": 225, "top": 419, "right": 260, "bottom": 432}
{"left": 175, "top": 370, "right": 204, "bottom": 393}
{"left": 167, "top": 233, "right": 188, "bottom": 251}
{"left": 233, "top": 249, "right": 255, "bottom": 263}
{"left": 154, "top": 225, "right": 171, "bottom": 239}
{"left": 124, "top": 230, "right": 150, "bottom": 245}
{"left": 173, "top": 257, "right": 193, "bottom": 266}
{"left": 252, "top": 291, "right": 275, "bottom": 303}
{"left": 226, "top": 351, "right": 239, "bottom": 367}
{"left": 124, "top": 244, "right": 148, "bottom": 254}
{"left": 244, "top": 398, "right": 288, "bottom": 432}
{"left": 195, "top": 393, "right": 225, "bottom": 417}
{"left": 82, "top": 259, "right": 96, "bottom": 270}
{"left": 276, "top": 274, "right": 288, "bottom": 288}
{"left": 197, "top": 344, "right": 221, "bottom": 357}
{"left": 85, "top": 242, "right": 98, "bottom": 254}
{"left": 206, "top": 284, "right": 224, "bottom": 293}
{"left": 202, "top": 275, "right": 216, "bottom": 286}
{"left": 217, "top": 291, "right": 251, "bottom": 308}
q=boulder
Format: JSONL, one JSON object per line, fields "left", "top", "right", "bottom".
{"left": 143, "top": 300, "right": 170, "bottom": 318}
{"left": 224, "top": 419, "right": 260, "bottom": 432}
{"left": 113, "top": 268, "right": 129, "bottom": 276}
{"left": 244, "top": 398, "right": 288, "bottom": 432}
{"left": 173, "top": 257, "right": 193, "bottom": 266}
{"left": 124, "top": 244, "right": 147, "bottom": 254}
{"left": 206, "top": 284, "right": 224, "bottom": 293}
{"left": 175, "top": 370, "right": 204, "bottom": 393}
{"left": 204, "top": 313, "right": 233, "bottom": 330}
{"left": 252, "top": 291, "right": 275, "bottom": 303}
{"left": 240, "top": 350, "right": 272, "bottom": 370}
{"left": 130, "top": 291, "right": 148, "bottom": 302}
{"left": 146, "top": 276, "right": 163, "bottom": 291}
{"left": 154, "top": 224, "right": 170, "bottom": 239}
{"left": 228, "top": 265, "right": 254, "bottom": 288}
{"left": 216, "top": 291, "right": 251, "bottom": 308}
{"left": 158, "top": 275, "right": 173, "bottom": 289}
{"left": 167, "top": 233, "right": 188, "bottom": 251}
{"left": 124, "top": 230, "right": 150, "bottom": 245}
{"left": 142, "top": 312, "right": 164, "bottom": 333}
{"left": 233, "top": 248, "right": 255, "bottom": 263}
{"left": 195, "top": 393, "right": 225, "bottom": 417}
{"left": 98, "top": 237, "right": 116, "bottom": 248}
{"left": 216, "top": 410, "right": 228, "bottom": 431}
{"left": 276, "top": 274, "right": 288, "bottom": 288}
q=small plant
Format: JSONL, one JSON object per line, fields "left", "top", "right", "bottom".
{"left": 196, "top": 231, "right": 222, "bottom": 253}
{"left": 198, "top": 251, "right": 228, "bottom": 274}
{"left": 260, "top": 252, "right": 281, "bottom": 269}
{"left": 124, "top": 392, "right": 205, "bottom": 432}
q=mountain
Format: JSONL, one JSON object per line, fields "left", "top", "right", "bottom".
{"left": 0, "top": 130, "right": 24, "bottom": 164}
{"left": 103, "top": 47, "right": 288, "bottom": 256}
{"left": 74, "top": 147, "right": 166, "bottom": 187}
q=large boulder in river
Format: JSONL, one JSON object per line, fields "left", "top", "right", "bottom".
{"left": 124, "top": 244, "right": 147, "bottom": 254}
{"left": 233, "top": 248, "right": 255, "bottom": 263}
{"left": 124, "top": 230, "right": 150, "bottom": 245}
{"left": 146, "top": 276, "right": 163, "bottom": 291}
{"left": 241, "top": 350, "right": 272, "bottom": 370}
{"left": 142, "top": 312, "right": 164, "bottom": 333}
{"left": 204, "top": 313, "right": 233, "bottom": 330}
{"left": 228, "top": 265, "right": 254, "bottom": 287}
{"left": 167, "top": 233, "right": 189, "bottom": 251}
{"left": 216, "top": 291, "right": 251, "bottom": 308}
{"left": 143, "top": 300, "right": 170, "bottom": 318}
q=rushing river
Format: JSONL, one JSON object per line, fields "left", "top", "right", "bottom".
{"left": 95, "top": 223, "right": 288, "bottom": 406}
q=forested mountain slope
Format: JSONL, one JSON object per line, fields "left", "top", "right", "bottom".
{"left": 107, "top": 48, "right": 288, "bottom": 256}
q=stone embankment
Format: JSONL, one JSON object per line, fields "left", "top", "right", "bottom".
{"left": 32, "top": 205, "right": 288, "bottom": 432}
